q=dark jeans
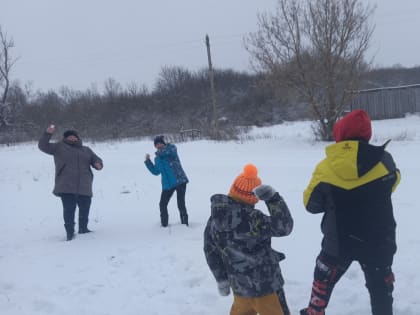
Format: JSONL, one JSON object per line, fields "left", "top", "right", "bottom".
{"left": 305, "top": 251, "right": 395, "bottom": 315}
{"left": 159, "top": 183, "right": 188, "bottom": 226}
{"left": 60, "top": 193, "right": 92, "bottom": 232}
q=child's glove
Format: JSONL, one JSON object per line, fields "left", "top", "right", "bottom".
{"left": 253, "top": 184, "right": 276, "bottom": 201}
{"left": 217, "top": 280, "right": 230, "bottom": 296}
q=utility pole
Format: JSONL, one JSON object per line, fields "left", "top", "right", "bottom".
{"left": 205, "top": 34, "right": 218, "bottom": 137}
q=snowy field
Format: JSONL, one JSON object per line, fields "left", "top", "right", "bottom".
{"left": 1, "top": 115, "right": 419, "bottom": 315}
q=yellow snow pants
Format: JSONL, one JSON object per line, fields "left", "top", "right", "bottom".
{"left": 230, "top": 292, "right": 285, "bottom": 315}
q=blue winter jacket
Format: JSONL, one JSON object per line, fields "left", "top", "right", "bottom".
{"left": 145, "top": 143, "right": 189, "bottom": 190}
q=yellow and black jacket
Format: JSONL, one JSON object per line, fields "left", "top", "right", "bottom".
{"left": 303, "top": 140, "right": 401, "bottom": 264}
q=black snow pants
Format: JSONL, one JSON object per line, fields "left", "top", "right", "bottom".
{"left": 305, "top": 251, "right": 395, "bottom": 315}
{"left": 159, "top": 183, "right": 188, "bottom": 226}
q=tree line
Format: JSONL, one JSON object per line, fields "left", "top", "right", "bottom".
{"left": 2, "top": 62, "right": 419, "bottom": 145}
{"left": 0, "top": 67, "right": 302, "bottom": 144}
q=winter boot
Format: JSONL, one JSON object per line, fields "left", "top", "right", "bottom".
{"left": 78, "top": 215, "right": 92, "bottom": 233}
{"left": 160, "top": 212, "right": 169, "bottom": 227}
{"left": 64, "top": 223, "right": 75, "bottom": 241}
{"left": 181, "top": 214, "right": 189, "bottom": 226}
{"left": 78, "top": 220, "right": 92, "bottom": 233}
{"left": 66, "top": 231, "right": 74, "bottom": 241}
{"left": 300, "top": 308, "right": 324, "bottom": 315}
{"left": 78, "top": 227, "right": 92, "bottom": 234}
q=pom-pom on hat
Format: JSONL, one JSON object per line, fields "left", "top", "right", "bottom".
{"left": 333, "top": 109, "right": 372, "bottom": 143}
{"left": 228, "top": 164, "right": 262, "bottom": 205}
{"left": 154, "top": 135, "right": 166, "bottom": 146}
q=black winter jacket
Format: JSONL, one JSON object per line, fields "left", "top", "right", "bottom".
{"left": 303, "top": 140, "right": 400, "bottom": 264}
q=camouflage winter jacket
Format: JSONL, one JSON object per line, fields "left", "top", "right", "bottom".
{"left": 204, "top": 193, "right": 293, "bottom": 297}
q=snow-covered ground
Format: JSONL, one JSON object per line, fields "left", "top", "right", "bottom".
{"left": 1, "top": 115, "right": 419, "bottom": 315}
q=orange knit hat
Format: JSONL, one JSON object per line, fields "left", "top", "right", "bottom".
{"left": 228, "top": 164, "right": 262, "bottom": 205}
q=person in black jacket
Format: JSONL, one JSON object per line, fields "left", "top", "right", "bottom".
{"left": 300, "top": 110, "right": 401, "bottom": 315}
{"left": 204, "top": 164, "right": 293, "bottom": 315}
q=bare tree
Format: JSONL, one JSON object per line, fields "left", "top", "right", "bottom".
{"left": 154, "top": 65, "right": 192, "bottom": 95}
{"left": 104, "top": 77, "right": 122, "bottom": 99}
{"left": 126, "top": 81, "right": 149, "bottom": 98}
{"left": 245, "top": 0, "right": 375, "bottom": 140}
{"left": 0, "top": 26, "right": 18, "bottom": 127}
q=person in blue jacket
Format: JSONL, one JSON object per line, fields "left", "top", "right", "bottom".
{"left": 145, "top": 135, "right": 189, "bottom": 227}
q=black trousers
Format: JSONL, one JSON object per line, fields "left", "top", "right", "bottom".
{"left": 60, "top": 193, "right": 92, "bottom": 232}
{"left": 159, "top": 183, "right": 188, "bottom": 226}
{"left": 277, "top": 287, "right": 290, "bottom": 315}
{"left": 305, "top": 251, "right": 395, "bottom": 315}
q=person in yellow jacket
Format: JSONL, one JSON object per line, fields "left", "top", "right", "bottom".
{"left": 300, "top": 110, "right": 400, "bottom": 315}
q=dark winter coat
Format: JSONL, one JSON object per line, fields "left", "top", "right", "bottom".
{"left": 145, "top": 143, "right": 188, "bottom": 190}
{"left": 303, "top": 140, "right": 401, "bottom": 264}
{"left": 204, "top": 193, "right": 293, "bottom": 297}
{"left": 38, "top": 132, "right": 103, "bottom": 197}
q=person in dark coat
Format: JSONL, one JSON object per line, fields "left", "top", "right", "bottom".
{"left": 38, "top": 125, "right": 103, "bottom": 241}
{"left": 145, "top": 135, "right": 189, "bottom": 227}
{"left": 204, "top": 164, "right": 293, "bottom": 315}
{"left": 300, "top": 110, "right": 401, "bottom": 315}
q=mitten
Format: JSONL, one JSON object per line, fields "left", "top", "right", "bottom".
{"left": 217, "top": 280, "right": 230, "bottom": 296}
{"left": 253, "top": 184, "right": 276, "bottom": 201}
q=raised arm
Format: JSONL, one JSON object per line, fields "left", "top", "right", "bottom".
{"left": 38, "top": 125, "right": 58, "bottom": 155}
{"left": 253, "top": 185, "right": 294, "bottom": 237}
{"left": 144, "top": 157, "right": 160, "bottom": 176}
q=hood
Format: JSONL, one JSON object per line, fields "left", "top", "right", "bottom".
{"left": 63, "top": 138, "right": 83, "bottom": 147}
{"left": 210, "top": 194, "right": 250, "bottom": 232}
{"left": 325, "top": 140, "right": 386, "bottom": 180}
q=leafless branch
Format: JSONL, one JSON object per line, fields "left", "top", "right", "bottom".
{"left": 245, "top": 0, "right": 375, "bottom": 140}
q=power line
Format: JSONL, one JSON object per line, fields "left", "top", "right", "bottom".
{"left": 15, "top": 33, "right": 249, "bottom": 69}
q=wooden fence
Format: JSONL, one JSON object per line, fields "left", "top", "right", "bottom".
{"left": 180, "top": 128, "right": 201, "bottom": 141}
{"left": 350, "top": 84, "right": 420, "bottom": 119}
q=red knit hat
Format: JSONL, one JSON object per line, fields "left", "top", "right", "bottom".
{"left": 333, "top": 109, "right": 372, "bottom": 143}
{"left": 228, "top": 164, "right": 262, "bottom": 205}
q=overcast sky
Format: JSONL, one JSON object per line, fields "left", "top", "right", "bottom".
{"left": 2, "top": 0, "right": 420, "bottom": 92}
